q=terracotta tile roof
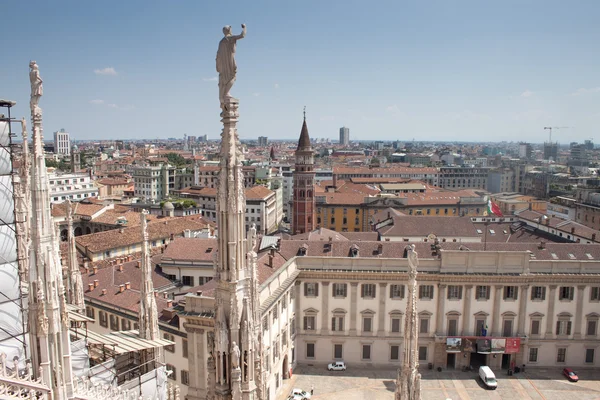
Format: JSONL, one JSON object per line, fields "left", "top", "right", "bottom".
{"left": 378, "top": 216, "right": 479, "bottom": 238}
{"left": 184, "top": 250, "right": 285, "bottom": 298}
{"left": 162, "top": 238, "right": 218, "bottom": 262}
{"left": 316, "top": 192, "right": 365, "bottom": 205}
{"left": 92, "top": 209, "right": 159, "bottom": 227}
{"left": 76, "top": 215, "right": 213, "bottom": 253}
{"left": 82, "top": 258, "right": 171, "bottom": 313}
{"left": 245, "top": 186, "right": 274, "bottom": 200}
{"left": 518, "top": 210, "right": 598, "bottom": 241}
{"left": 97, "top": 178, "right": 131, "bottom": 186}
{"left": 334, "top": 166, "right": 438, "bottom": 175}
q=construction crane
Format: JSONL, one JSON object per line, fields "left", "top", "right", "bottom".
{"left": 543, "top": 126, "right": 570, "bottom": 143}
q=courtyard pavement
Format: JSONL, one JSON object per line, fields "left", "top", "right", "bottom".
{"left": 278, "top": 365, "right": 600, "bottom": 400}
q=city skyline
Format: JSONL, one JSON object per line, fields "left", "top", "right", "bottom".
{"left": 2, "top": 0, "right": 600, "bottom": 143}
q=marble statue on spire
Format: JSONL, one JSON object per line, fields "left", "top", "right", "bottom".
{"left": 216, "top": 24, "right": 246, "bottom": 107}
{"left": 66, "top": 200, "right": 85, "bottom": 311}
{"left": 396, "top": 244, "right": 422, "bottom": 400}
{"left": 29, "top": 61, "right": 43, "bottom": 113}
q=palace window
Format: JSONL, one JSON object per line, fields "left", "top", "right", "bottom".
{"left": 304, "top": 282, "right": 319, "bottom": 297}
{"left": 476, "top": 286, "right": 490, "bottom": 300}
{"left": 529, "top": 348, "right": 538, "bottom": 363}
{"left": 333, "top": 283, "right": 347, "bottom": 297}
{"left": 362, "top": 345, "right": 371, "bottom": 360}
{"left": 99, "top": 311, "right": 108, "bottom": 328}
{"left": 419, "top": 285, "right": 434, "bottom": 300}
{"left": 556, "top": 348, "right": 567, "bottom": 363}
{"left": 181, "top": 370, "right": 189, "bottom": 386}
{"left": 303, "top": 316, "right": 316, "bottom": 331}
{"left": 531, "top": 286, "right": 546, "bottom": 300}
{"left": 447, "top": 285, "right": 462, "bottom": 300}
{"left": 586, "top": 313, "right": 599, "bottom": 336}
{"left": 559, "top": 286, "right": 574, "bottom": 301}
{"left": 306, "top": 343, "right": 315, "bottom": 359}
{"left": 390, "top": 284, "right": 405, "bottom": 299}
{"left": 361, "top": 284, "right": 376, "bottom": 299}
{"left": 591, "top": 287, "right": 600, "bottom": 301}
{"left": 164, "top": 333, "right": 175, "bottom": 352}
{"left": 167, "top": 364, "right": 177, "bottom": 381}
{"left": 182, "top": 339, "right": 188, "bottom": 358}
{"left": 334, "top": 344, "right": 343, "bottom": 359}
{"left": 109, "top": 314, "right": 119, "bottom": 331}
{"left": 556, "top": 315, "right": 573, "bottom": 336}
{"left": 503, "top": 286, "right": 518, "bottom": 300}
{"left": 585, "top": 349, "right": 595, "bottom": 364}
{"left": 331, "top": 314, "right": 345, "bottom": 332}
{"left": 418, "top": 346, "right": 428, "bottom": 361}
{"left": 390, "top": 345, "right": 400, "bottom": 361}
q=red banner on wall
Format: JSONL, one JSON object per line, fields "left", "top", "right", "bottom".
{"left": 505, "top": 338, "right": 520, "bottom": 354}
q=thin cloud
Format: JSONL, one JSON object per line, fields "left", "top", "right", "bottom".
{"left": 386, "top": 104, "right": 400, "bottom": 113}
{"left": 520, "top": 90, "right": 533, "bottom": 98}
{"left": 571, "top": 87, "right": 600, "bottom": 96}
{"left": 274, "top": 83, "right": 280, "bottom": 89}
{"left": 90, "top": 99, "right": 104, "bottom": 105}
{"left": 203, "top": 76, "right": 218, "bottom": 82}
{"left": 253, "top": 92, "right": 261, "bottom": 97}
{"left": 94, "top": 67, "right": 118, "bottom": 76}
{"left": 107, "top": 103, "right": 118, "bottom": 108}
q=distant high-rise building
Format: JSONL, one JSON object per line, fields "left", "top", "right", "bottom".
{"left": 584, "top": 139, "right": 594, "bottom": 150}
{"left": 258, "top": 136, "right": 268, "bottom": 146}
{"left": 518, "top": 142, "right": 532, "bottom": 159}
{"left": 53, "top": 128, "right": 70, "bottom": 156}
{"left": 543, "top": 142, "right": 558, "bottom": 161}
{"left": 339, "top": 126, "right": 350, "bottom": 146}
{"left": 198, "top": 134, "right": 208, "bottom": 143}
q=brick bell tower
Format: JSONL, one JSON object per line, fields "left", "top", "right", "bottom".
{"left": 292, "top": 108, "right": 316, "bottom": 234}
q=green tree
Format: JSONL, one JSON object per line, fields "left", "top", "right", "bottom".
{"left": 165, "top": 153, "right": 188, "bottom": 167}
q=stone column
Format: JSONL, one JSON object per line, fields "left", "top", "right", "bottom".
{"left": 517, "top": 285, "right": 529, "bottom": 336}
{"left": 545, "top": 285, "right": 557, "bottom": 337}
{"left": 492, "top": 285, "right": 503, "bottom": 336}
{"left": 295, "top": 281, "right": 301, "bottom": 319}
{"left": 321, "top": 282, "right": 330, "bottom": 335}
{"left": 349, "top": 283, "right": 358, "bottom": 335}
{"left": 574, "top": 285, "right": 586, "bottom": 339}
{"left": 183, "top": 325, "right": 206, "bottom": 400}
{"left": 378, "top": 282, "right": 387, "bottom": 336}
{"left": 461, "top": 285, "right": 473, "bottom": 335}
{"left": 435, "top": 284, "right": 446, "bottom": 335}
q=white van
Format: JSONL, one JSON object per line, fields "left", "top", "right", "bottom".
{"left": 478, "top": 366, "right": 497, "bottom": 389}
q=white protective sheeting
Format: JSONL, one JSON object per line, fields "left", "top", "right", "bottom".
{"left": 0, "top": 261, "right": 20, "bottom": 299}
{"left": 0, "top": 175, "right": 15, "bottom": 223}
{"left": 89, "top": 358, "right": 117, "bottom": 387}
{"left": 0, "top": 224, "right": 17, "bottom": 264}
{"left": 71, "top": 339, "right": 90, "bottom": 377}
{"left": 141, "top": 366, "right": 167, "bottom": 400}
{"left": 0, "top": 122, "right": 9, "bottom": 146}
{"left": 0, "top": 145, "right": 11, "bottom": 175}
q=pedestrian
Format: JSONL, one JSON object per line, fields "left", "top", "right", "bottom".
{"left": 311, "top": 385, "right": 314, "bottom": 395}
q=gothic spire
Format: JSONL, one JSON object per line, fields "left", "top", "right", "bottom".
{"left": 66, "top": 200, "right": 85, "bottom": 311}
{"left": 297, "top": 108, "right": 312, "bottom": 151}
{"left": 139, "top": 210, "right": 159, "bottom": 340}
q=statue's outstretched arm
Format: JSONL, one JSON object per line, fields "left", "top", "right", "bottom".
{"left": 231, "top": 24, "right": 247, "bottom": 40}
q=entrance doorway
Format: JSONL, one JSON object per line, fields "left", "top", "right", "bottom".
{"left": 502, "top": 354, "right": 511, "bottom": 369}
{"left": 282, "top": 355, "right": 289, "bottom": 379}
{"left": 470, "top": 352, "right": 487, "bottom": 368}
{"left": 446, "top": 353, "right": 456, "bottom": 369}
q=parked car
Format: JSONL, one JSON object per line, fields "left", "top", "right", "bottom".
{"left": 289, "top": 388, "right": 311, "bottom": 399}
{"left": 478, "top": 366, "right": 497, "bottom": 389}
{"left": 327, "top": 361, "right": 346, "bottom": 371}
{"left": 563, "top": 368, "right": 579, "bottom": 382}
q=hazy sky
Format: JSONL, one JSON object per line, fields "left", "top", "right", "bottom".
{"left": 2, "top": 0, "right": 599, "bottom": 143}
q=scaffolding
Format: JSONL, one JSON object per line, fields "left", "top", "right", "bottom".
{"left": 0, "top": 99, "right": 29, "bottom": 370}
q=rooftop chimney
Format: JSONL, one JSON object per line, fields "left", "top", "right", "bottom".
{"left": 163, "top": 292, "right": 168, "bottom": 299}
{"left": 118, "top": 264, "right": 123, "bottom": 272}
{"left": 119, "top": 228, "right": 124, "bottom": 233}
{"left": 166, "top": 300, "right": 173, "bottom": 308}
{"left": 101, "top": 288, "right": 107, "bottom": 295}
{"left": 119, "top": 284, "right": 125, "bottom": 293}
{"left": 571, "top": 227, "right": 575, "bottom": 234}
{"left": 593, "top": 233, "right": 597, "bottom": 241}
{"left": 93, "top": 279, "right": 99, "bottom": 288}
{"left": 125, "top": 282, "right": 131, "bottom": 290}
{"left": 88, "top": 283, "right": 94, "bottom": 291}
{"left": 92, "top": 266, "right": 98, "bottom": 275}
{"left": 137, "top": 261, "right": 141, "bottom": 268}
{"left": 196, "top": 290, "right": 203, "bottom": 296}
{"left": 538, "top": 241, "right": 545, "bottom": 249}
{"left": 268, "top": 253, "right": 274, "bottom": 268}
